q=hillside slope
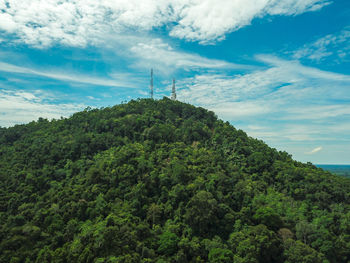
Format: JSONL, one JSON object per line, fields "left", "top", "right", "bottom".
{"left": 1, "top": 98, "right": 350, "bottom": 263}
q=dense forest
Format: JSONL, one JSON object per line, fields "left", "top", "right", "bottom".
{"left": 1, "top": 98, "right": 350, "bottom": 263}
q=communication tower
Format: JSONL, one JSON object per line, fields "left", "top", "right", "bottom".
{"left": 150, "top": 69, "right": 154, "bottom": 99}
{"left": 171, "top": 78, "right": 176, "bottom": 100}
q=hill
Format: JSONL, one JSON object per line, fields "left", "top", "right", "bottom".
{"left": 1, "top": 98, "right": 350, "bottom": 263}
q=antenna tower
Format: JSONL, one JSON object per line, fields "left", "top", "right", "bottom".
{"left": 171, "top": 78, "right": 176, "bottom": 100}
{"left": 150, "top": 69, "right": 154, "bottom": 99}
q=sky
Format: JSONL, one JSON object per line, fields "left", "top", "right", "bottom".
{"left": 0, "top": 0, "right": 349, "bottom": 164}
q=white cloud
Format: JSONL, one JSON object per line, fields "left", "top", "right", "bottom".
{"left": 244, "top": 121, "right": 350, "bottom": 147}
{"left": 0, "top": 89, "right": 84, "bottom": 127}
{"left": 172, "top": 51, "right": 350, "bottom": 163}
{"left": 177, "top": 72, "right": 279, "bottom": 112}
{"left": 170, "top": 0, "right": 330, "bottom": 43}
{"left": 129, "top": 38, "right": 249, "bottom": 73}
{"left": 0, "top": 13, "right": 17, "bottom": 32}
{"left": 98, "top": 35, "right": 253, "bottom": 75}
{"left": 177, "top": 55, "right": 350, "bottom": 118}
{"left": 283, "top": 105, "right": 350, "bottom": 120}
{"left": 0, "top": 61, "right": 137, "bottom": 88}
{"left": 14, "top": 91, "right": 38, "bottom": 101}
{"left": 0, "top": 0, "right": 330, "bottom": 47}
{"left": 257, "top": 55, "right": 350, "bottom": 81}
{"left": 175, "top": 55, "right": 350, "bottom": 160}
{"left": 293, "top": 28, "right": 350, "bottom": 62}
{"left": 86, "top": 96, "right": 100, "bottom": 100}
{"left": 211, "top": 102, "right": 271, "bottom": 119}
{"left": 305, "top": 146, "right": 323, "bottom": 154}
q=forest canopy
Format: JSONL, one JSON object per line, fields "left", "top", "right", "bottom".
{"left": 1, "top": 98, "right": 350, "bottom": 263}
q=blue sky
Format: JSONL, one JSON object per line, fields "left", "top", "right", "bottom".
{"left": 0, "top": 0, "right": 349, "bottom": 164}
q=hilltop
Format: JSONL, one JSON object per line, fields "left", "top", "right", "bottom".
{"left": 1, "top": 98, "right": 350, "bottom": 263}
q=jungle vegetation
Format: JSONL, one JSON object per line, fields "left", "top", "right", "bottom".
{"left": 1, "top": 98, "right": 350, "bottom": 263}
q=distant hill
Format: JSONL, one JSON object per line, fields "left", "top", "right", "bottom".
{"left": 1, "top": 98, "right": 350, "bottom": 263}
{"left": 316, "top": 165, "right": 350, "bottom": 178}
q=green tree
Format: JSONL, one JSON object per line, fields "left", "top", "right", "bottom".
{"left": 283, "top": 238, "right": 325, "bottom": 263}
{"left": 228, "top": 225, "right": 283, "bottom": 263}
{"left": 184, "top": 191, "right": 218, "bottom": 236}
{"left": 158, "top": 231, "right": 180, "bottom": 256}
{"left": 253, "top": 206, "right": 283, "bottom": 231}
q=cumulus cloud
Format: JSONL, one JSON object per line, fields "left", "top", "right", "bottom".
{"left": 170, "top": 0, "right": 330, "bottom": 43}
{"left": 0, "top": 89, "right": 84, "bottom": 127}
{"left": 0, "top": 0, "right": 330, "bottom": 47}
{"left": 0, "top": 13, "right": 17, "bottom": 32}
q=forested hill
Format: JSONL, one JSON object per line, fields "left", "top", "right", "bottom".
{"left": 1, "top": 98, "right": 350, "bottom": 263}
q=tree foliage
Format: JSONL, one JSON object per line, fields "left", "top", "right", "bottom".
{"left": 0, "top": 98, "right": 349, "bottom": 262}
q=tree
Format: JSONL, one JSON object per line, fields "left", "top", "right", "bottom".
{"left": 228, "top": 225, "right": 283, "bottom": 263}
{"left": 184, "top": 191, "right": 218, "bottom": 236}
{"left": 208, "top": 248, "right": 233, "bottom": 263}
{"left": 283, "top": 239, "right": 325, "bottom": 263}
{"left": 253, "top": 206, "right": 283, "bottom": 231}
{"left": 158, "top": 231, "right": 180, "bottom": 256}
